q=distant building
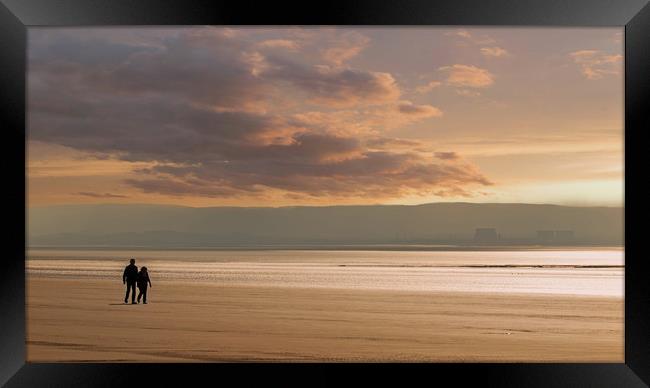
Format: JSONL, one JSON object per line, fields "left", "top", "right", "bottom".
{"left": 474, "top": 228, "right": 498, "bottom": 242}
{"left": 537, "top": 230, "right": 575, "bottom": 243}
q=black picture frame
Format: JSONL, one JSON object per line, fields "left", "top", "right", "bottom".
{"left": 1, "top": 0, "right": 648, "bottom": 386}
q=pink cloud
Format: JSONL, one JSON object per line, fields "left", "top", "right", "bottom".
{"left": 267, "top": 64, "right": 401, "bottom": 107}
{"left": 321, "top": 31, "right": 370, "bottom": 65}
{"left": 570, "top": 50, "right": 622, "bottom": 80}
{"left": 415, "top": 80, "right": 442, "bottom": 94}
{"left": 439, "top": 64, "right": 495, "bottom": 88}
{"left": 396, "top": 101, "right": 443, "bottom": 118}
{"left": 480, "top": 46, "right": 509, "bottom": 58}
{"left": 434, "top": 151, "right": 460, "bottom": 160}
{"left": 256, "top": 39, "right": 300, "bottom": 51}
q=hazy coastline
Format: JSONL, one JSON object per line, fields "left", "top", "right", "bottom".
{"left": 28, "top": 203, "right": 624, "bottom": 248}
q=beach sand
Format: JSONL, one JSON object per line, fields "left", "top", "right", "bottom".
{"left": 26, "top": 276, "right": 623, "bottom": 362}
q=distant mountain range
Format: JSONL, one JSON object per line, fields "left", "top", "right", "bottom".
{"left": 27, "top": 203, "right": 623, "bottom": 248}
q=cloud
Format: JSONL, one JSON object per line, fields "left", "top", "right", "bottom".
{"left": 125, "top": 148, "right": 492, "bottom": 200}
{"left": 30, "top": 92, "right": 488, "bottom": 200}
{"left": 28, "top": 28, "right": 492, "bottom": 202}
{"left": 480, "top": 46, "right": 509, "bottom": 58}
{"left": 434, "top": 151, "right": 460, "bottom": 160}
{"left": 290, "top": 110, "right": 374, "bottom": 136}
{"left": 366, "top": 137, "right": 423, "bottom": 150}
{"left": 569, "top": 50, "right": 622, "bottom": 80}
{"left": 444, "top": 29, "right": 472, "bottom": 39}
{"left": 396, "top": 101, "right": 443, "bottom": 118}
{"left": 256, "top": 39, "right": 300, "bottom": 51}
{"left": 321, "top": 30, "right": 370, "bottom": 65}
{"left": 76, "top": 191, "right": 129, "bottom": 198}
{"left": 432, "top": 187, "right": 474, "bottom": 198}
{"left": 30, "top": 28, "right": 400, "bottom": 113}
{"left": 444, "top": 29, "right": 496, "bottom": 45}
{"left": 439, "top": 64, "right": 495, "bottom": 88}
{"left": 41, "top": 29, "right": 272, "bottom": 111}
{"left": 455, "top": 89, "right": 481, "bottom": 97}
{"left": 415, "top": 80, "right": 442, "bottom": 94}
{"left": 267, "top": 64, "right": 401, "bottom": 107}
{"left": 292, "top": 103, "right": 439, "bottom": 138}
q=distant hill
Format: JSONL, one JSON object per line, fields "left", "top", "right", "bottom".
{"left": 27, "top": 203, "right": 623, "bottom": 248}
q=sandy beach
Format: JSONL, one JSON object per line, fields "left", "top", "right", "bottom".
{"left": 27, "top": 276, "right": 623, "bottom": 362}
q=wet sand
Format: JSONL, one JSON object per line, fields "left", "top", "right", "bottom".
{"left": 27, "top": 276, "right": 623, "bottom": 362}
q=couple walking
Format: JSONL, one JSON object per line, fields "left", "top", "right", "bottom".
{"left": 122, "top": 259, "right": 152, "bottom": 304}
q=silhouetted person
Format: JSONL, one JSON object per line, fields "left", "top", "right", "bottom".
{"left": 136, "top": 266, "right": 152, "bottom": 304}
{"left": 123, "top": 258, "right": 138, "bottom": 304}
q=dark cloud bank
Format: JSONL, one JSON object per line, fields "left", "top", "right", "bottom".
{"left": 29, "top": 28, "right": 491, "bottom": 200}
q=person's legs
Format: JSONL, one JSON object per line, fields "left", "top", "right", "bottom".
{"left": 124, "top": 282, "right": 131, "bottom": 303}
{"left": 142, "top": 288, "right": 148, "bottom": 304}
{"left": 137, "top": 288, "right": 143, "bottom": 303}
{"left": 129, "top": 281, "right": 137, "bottom": 303}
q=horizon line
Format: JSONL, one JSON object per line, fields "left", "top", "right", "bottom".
{"left": 27, "top": 201, "right": 625, "bottom": 209}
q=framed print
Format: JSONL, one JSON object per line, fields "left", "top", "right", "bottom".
{"left": 1, "top": 0, "right": 649, "bottom": 386}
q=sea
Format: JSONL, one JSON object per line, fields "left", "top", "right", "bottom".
{"left": 26, "top": 248, "right": 624, "bottom": 297}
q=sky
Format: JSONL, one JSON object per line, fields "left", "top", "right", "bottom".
{"left": 27, "top": 27, "right": 624, "bottom": 207}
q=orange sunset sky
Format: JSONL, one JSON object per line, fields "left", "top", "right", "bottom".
{"left": 27, "top": 27, "right": 623, "bottom": 207}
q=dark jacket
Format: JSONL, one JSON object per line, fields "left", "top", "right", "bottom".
{"left": 123, "top": 264, "right": 138, "bottom": 283}
{"left": 137, "top": 272, "right": 152, "bottom": 289}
